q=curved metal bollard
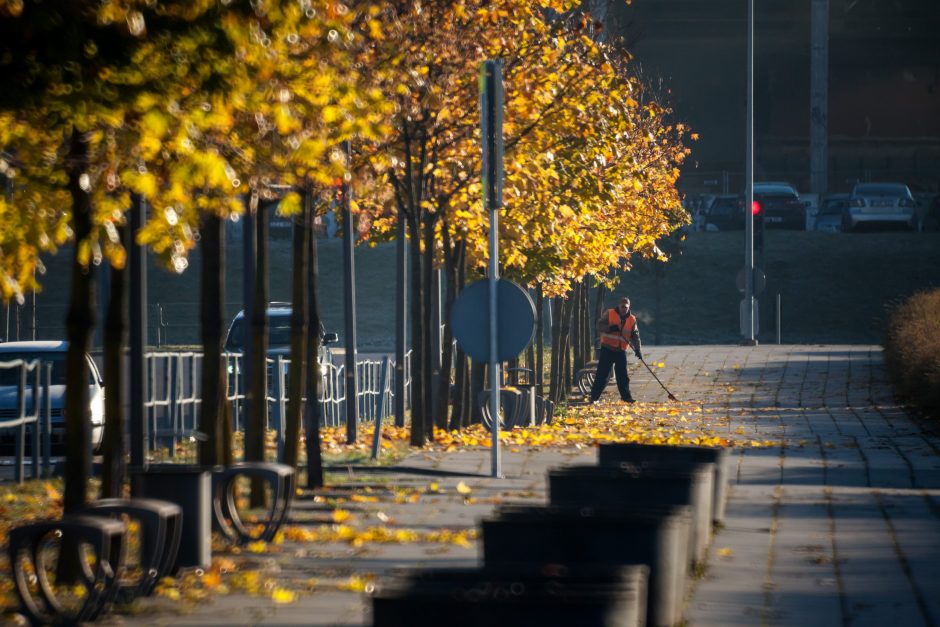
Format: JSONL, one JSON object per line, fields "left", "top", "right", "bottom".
{"left": 8, "top": 515, "right": 126, "bottom": 625}
{"left": 80, "top": 498, "right": 182, "bottom": 599}
{"left": 212, "top": 462, "right": 295, "bottom": 544}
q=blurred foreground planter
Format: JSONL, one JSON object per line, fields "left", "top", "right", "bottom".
{"left": 131, "top": 464, "right": 217, "bottom": 570}
{"left": 372, "top": 565, "right": 648, "bottom": 627}
{"left": 598, "top": 443, "right": 731, "bottom": 525}
{"left": 549, "top": 463, "right": 713, "bottom": 567}
{"left": 483, "top": 505, "right": 690, "bottom": 627}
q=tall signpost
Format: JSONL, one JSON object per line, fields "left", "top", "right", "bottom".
{"left": 742, "top": 0, "right": 758, "bottom": 346}
{"left": 481, "top": 60, "right": 504, "bottom": 478}
{"left": 341, "top": 140, "right": 359, "bottom": 444}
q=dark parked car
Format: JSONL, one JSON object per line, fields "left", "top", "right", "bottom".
{"left": 814, "top": 194, "right": 849, "bottom": 233}
{"left": 705, "top": 194, "right": 745, "bottom": 231}
{"left": 843, "top": 182, "right": 917, "bottom": 231}
{"left": 224, "top": 304, "right": 338, "bottom": 359}
{"left": 753, "top": 182, "right": 805, "bottom": 230}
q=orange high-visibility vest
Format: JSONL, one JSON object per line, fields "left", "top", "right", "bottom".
{"left": 599, "top": 309, "right": 637, "bottom": 351}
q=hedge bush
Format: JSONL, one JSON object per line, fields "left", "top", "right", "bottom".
{"left": 883, "top": 289, "right": 940, "bottom": 419}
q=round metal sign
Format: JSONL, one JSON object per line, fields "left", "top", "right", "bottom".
{"left": 450, "top": 279, "right": 536, "bottom": 362}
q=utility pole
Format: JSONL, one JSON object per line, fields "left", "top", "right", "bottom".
{"left": 742, "top": 0, "right": 758, "bottom": 346}
{"left": 810, "top": 0, "right": 829, "bottom": 195}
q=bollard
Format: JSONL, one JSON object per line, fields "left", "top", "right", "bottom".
{"left": 598, "top": 442, "right": 732, "bottom": 526}
{"left": 131, "top": 464, "right": 215, "bottom": 570}
{"left": 549, "top": 463, "right": 714, "bottom": 568}
{"left": 373, "top": 565, "right": 649, "bottom": 627}
{"left": 483, "top": 504, "right": 690, "bottom": 627}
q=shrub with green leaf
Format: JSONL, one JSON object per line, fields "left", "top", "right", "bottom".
{"left": 884, "top": 289, "right": 940, "bottom": 419}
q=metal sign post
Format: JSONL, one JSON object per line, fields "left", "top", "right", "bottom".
{"left": 481, "top": 59, "right": 504, "bottom": 478}
{"left": 742, "top": 0, "right": 758, "bottom": 346}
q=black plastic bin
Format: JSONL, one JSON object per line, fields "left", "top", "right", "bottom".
{"left": 372, "top": 564, "right": 649, "bottom": 627}
{"left": 131, "top": 464, "right": 216, "bottom": 570}
{"left": 549, "top": 463, "right": 713, "bottom": 568}
{"left": 598, "top": 443, "right": 731, "bottom": 525}
{"left": 482, "top": 505, "right": 690, "bottom": 627}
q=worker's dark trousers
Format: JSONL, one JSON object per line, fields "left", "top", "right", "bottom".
{"left": 590, "top": 346, "right": 633, "bottom": 402}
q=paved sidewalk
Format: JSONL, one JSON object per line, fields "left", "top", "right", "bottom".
{"left": 106, "top": 345, "right": 940, "bottom": 626}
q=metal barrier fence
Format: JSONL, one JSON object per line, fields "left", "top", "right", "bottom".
{"left": 0, "top": 359, "right": 52, "bottom": 481}
{"left": 145, "top": 349, "right": 412, "bottom": 458}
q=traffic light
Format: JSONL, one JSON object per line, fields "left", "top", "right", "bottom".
{"left": 752, "top": 199, "right": 764, "bottom": 253}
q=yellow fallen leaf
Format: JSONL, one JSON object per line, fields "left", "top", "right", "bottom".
{"left": 246, "top": 540, "right": 267, "bottom": 553}
{"left": 332, "top": 509, "right": 352, "bottom": 523}
{"left": 456, "top": 481, "right": 472, "bottom": 495}
{"left": 271, "top": 587, "right": 296, "bottom": 604}
{"left": 717, "top": 547, "right": 734, "bottom": 558}
{"left": 427, "top": 482, "right": 440, "bottom": 493}
{"left": 657, "top": 362, "right": 665, "bottom": 368}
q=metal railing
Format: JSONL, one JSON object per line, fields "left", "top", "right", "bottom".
{"left": 0, "top": 359, "right": 52, "bottom": 481}
{"left": 143, "top": 349, "right": 413, "bottom": 458}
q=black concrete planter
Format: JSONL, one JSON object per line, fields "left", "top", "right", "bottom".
{"left": 131, "top": 464, "right": 217, "bottom": 570}
{"left": 549, "top": 463, "right": 713, "bottom": 568}
{"left": 482, "top": 505, "right": 690, "bottom": 627}
{"left": 598, "top": 443, "right": 731, "bottom": 525}
{"left": 372, "top": 565, "right": 649, "bottom": 627}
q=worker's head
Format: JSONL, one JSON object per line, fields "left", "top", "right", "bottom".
{"left": 618, "top": 297, "right": 631, "bottom": 315}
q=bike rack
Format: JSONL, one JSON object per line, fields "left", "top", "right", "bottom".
{"left": 212, "top": 462, "right": 295, "bottom": 544}
{"left": 8, "top": 515, "right": 126, "bottom": 625}
{"left": 80, "top": 498, "right": 182, "bottom": 599}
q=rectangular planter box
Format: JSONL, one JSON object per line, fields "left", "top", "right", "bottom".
{"left": 598, "top": 443, "right": 731, "bottom": 525}
{"left": 549, "top": 463, "right": 713, "bottom": 568}
{"left": 372, "top": 565, "right": 649, "bottom": 627}
{"left": 483, "top": 505, "right": 690, "bottom": 627}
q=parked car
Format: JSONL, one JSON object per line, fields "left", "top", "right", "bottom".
{"left": 0, "top": 341, "right": 104, "bottom": 452}
{"left": 753, "top": 182, "right": 805, "bottom": 230}
{"left": 704, "top": 194, "right": 745, "bottom": 231}
{"left": 224, "top": 304, "right": 338, "bottom": 359}
{"left": 843, "top": 182, "right": 917, "bottom": 231}
{"left": 814, "top": 194, "right": 849, "bottom": 233}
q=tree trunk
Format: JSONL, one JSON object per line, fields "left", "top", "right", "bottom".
{"left": 198, "top": 213, "right": 225, "bottom": 467}
{"left": 101, "top": 225, "right": 126, "bottom": 499}
{"left": 571, "top": 282, "right": 583, "bottom": 376}
{"left": 63, "top": 129, "right": 94, "bottom": 514}
{"left": 593, "top": 284, "right": 607, "bottom": 363}
{"left": 470, "top": 359, "right": 485, "bottom": 425}
{"left": 436, "top": 234, "right": 458, "bottom": 430}
{"left": 548, "top": 297, "right": 561, "bottom": 404}
{"left": 421, "top": 214, "right": 435, "bottom": 441}
{"left": 248, "top": 200, "right": 270, "bottom": 506}
{"left": 535, "top": 284, "right": 544, "bottom": 402}
{"left": 304, "top": 193, "right": 325, "bottom": 489}
{"left": 407, "top": 212, "right": 426, "bottom": 446}
{"left": 284, "top": 192, "right": 310, "bottom": 468}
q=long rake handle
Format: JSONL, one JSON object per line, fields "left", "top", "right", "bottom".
{"left": 639, "top": 357, "right": 679, "bottom": 401}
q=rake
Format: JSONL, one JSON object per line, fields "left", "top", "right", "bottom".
{"left": 638, "top": 357, "right": 679, "bottom": 402}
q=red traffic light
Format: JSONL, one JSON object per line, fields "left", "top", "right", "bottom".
{"left": 751, "top": 200, "right": 761, "bottom": 215}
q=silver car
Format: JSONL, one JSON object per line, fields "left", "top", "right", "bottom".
{"left": 0, "top": 341, "right": 105, "bottom": 452}
{"left": 843, "top": 183, "right": 917, "bottom": 231}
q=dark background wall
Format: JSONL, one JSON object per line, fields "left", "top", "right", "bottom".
{"left": 598, "top": 0, "right": 940, "bottom": 194}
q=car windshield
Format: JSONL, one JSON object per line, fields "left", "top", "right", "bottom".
{"left": 853, "top": 184, "right": 911, "bottom": 198}
{"left": 0, "top": 352, "right": 69, "bottom": 386}
{"left": 709, "top": 198, "right": 738, "bottom": 215}
{"left": 754, "top": 184, "right": 798, "bottom": 197}
{"left": 225, "top": 314, "right": 293, "bottom": 351}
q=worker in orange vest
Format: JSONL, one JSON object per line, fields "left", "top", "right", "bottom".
{"left": 590, "top": 296, "right": 643, "bottom": 403}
